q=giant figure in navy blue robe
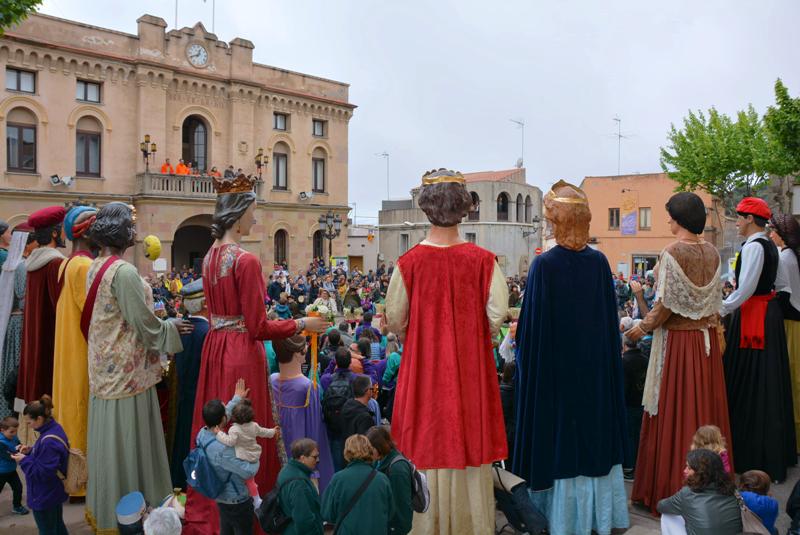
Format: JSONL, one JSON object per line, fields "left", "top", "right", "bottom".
{"left": 513, "top": 180, "right": 629, "bottom": 534}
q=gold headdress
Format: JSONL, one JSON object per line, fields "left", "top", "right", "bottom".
{"left": 421, "top": 168, "right": 466, "bottom": 186}
{"left": 545, "top": 180, "right": 588, "bottom": 204}
{"left": 212, "top": 173, "right": 257, "bottom": 195}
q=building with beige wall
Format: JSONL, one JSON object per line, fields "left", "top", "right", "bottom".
{"left": 0, "top": 12, "right": 353, "bottom": 273}
{"left": 378, "top": 168, "right": 542, "bottom": 277}
{"left": 347, "top": 224, "right": 379, "bottom": 274}
{"left": 580, "top": 173, "right": 731, "bottom": 277}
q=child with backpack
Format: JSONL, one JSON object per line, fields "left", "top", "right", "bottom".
{"left": 187, "top": 397, "right": 260, "bottom": 535}
{"left": 216, "top": 379, "right": 279, "bottom": 509}
{"left": 11, "top": 396, "right": 68, "bottom": 534}
{"left": 0, "top": 416, "right": 28, "bottom": 515}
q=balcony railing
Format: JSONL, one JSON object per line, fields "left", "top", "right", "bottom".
{"left": 136, "top": 173, "right": 263, "bottom": 199}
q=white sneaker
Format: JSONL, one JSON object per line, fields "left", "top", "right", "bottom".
{"left": 253, "top": 496, "right": 262, "bottom": 510}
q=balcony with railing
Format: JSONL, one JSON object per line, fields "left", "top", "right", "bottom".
{"left": 136, "top": 173, "right": 264, "bottom": 199}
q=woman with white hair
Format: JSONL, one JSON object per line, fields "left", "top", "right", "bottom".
{"left": 144, "top": 507, "right": 182, "bottom": 535}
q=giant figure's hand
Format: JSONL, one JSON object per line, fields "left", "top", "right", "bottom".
{"left": 302, "top": 316, "right": 330, "bottom": 333}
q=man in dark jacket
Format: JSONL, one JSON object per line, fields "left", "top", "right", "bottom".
{"left": 622, "top": 330, "right": 648, "bottom": 480}
{"left": 277, "top": 438, "right": 323, "bottom": 535}
{"left": 340, "top": 375, "right": 375, "bottom": 442}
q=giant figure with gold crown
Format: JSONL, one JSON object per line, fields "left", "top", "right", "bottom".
{"left": 386, "top": 169, "right": 509, "bottom": 535}
{"left": 513, "top": 181, "right": 629, "bottom": 535}
{"left": 182, "top": 174, "right": 329, "bottom": 535}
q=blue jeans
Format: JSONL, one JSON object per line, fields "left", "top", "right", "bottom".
{"left": 33, "top": 504, "right": 68, "bottom": 535}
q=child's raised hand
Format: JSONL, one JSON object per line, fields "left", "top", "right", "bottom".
{"left": 234, "top": 378, "right": 250, "bottom": 399}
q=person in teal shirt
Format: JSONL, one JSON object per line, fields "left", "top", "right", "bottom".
{"left": 277, "top": 438, "right": 324, "bottom": 535}
{"left": 368, "top": 426, "right": 412, "bottom": 535}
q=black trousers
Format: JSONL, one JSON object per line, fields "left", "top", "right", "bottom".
{"left": 0, "top": 470, "right": 22, "bottom": 508}
{"left": 32, "top": 504, "right": 68, "bottom": 535}
{"left": 217, "top": 498, "right": 254, "bottom": 535}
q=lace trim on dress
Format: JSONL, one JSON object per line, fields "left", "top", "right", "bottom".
{"left": 642, "top": 250, "right": 722, "bottom": 416}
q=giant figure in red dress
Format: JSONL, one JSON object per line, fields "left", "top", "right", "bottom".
{"left": 183, "top": 174, "right": 328, "bottom": 535}
{"left": 386, "top": 169, "right": 508, "bottom": 535}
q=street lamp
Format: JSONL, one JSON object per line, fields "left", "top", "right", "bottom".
{"left": 254, "top": 147, "right": 267, "bottom": 180}
{"left": 522, "top": 215, "right": 542, "bottom": 238}
{"left": 140, "top": 134, "right": 157, "bottom": 173}
{"left": 318, "top": 210, "right": 342, "bottom": 268}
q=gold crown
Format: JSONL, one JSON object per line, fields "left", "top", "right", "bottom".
{"left": 421, "top": 168, "right": 465, "bottom": 186}
{"left": 212, "top": 173, "right": 257, "bottom": 195}
{"left": 545, "top": 179, "right": 588, "bottom": 204}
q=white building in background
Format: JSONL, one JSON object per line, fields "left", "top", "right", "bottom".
{"left": 378, "top": 168, "right": 543, "bottom": 277}
{"left": 347, "top": 223, "right": 379, "bottom": 274}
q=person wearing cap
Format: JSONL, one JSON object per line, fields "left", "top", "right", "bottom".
{"left": 770, "top": 213, "right": 800, "bottom": 453}
{"left": 50, "top": 204, "right": 96, "bottom": 497}
{"left": 16, "top": 207, "right": 67, "bottom": 442}
{"left": 722, "top": 197, "right": 796, "bottom": 483}
{"left": 170, "top": 278, "right": 210, "bottom": 488}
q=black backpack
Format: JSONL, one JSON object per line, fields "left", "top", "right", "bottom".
{"left": 322, "top": 373, "right": 354, "bottom": 435}
{"left": 256, "top": 477, "right": 305, "bottom": 534}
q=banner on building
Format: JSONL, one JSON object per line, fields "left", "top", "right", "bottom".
{"left": 620, "top": 191, "right": 638, "bottom": 236}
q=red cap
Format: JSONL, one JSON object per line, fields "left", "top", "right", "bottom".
{"left": 736, "top": 197, "right": 771, "bottom": 220}
{"left": 27, "top": 206, "right": 67, "bottom": 230}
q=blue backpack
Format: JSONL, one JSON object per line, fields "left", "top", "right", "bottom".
{"left": 184, "top": 435, "right": 231, "bottom": 499}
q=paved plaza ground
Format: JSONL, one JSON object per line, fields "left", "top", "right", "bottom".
{"left": 1, "top": 465, "right": 798, "bottom": 534}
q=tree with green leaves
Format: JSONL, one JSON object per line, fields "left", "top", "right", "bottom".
{"left": 660, "top": 103, "right": 794, "bottom": 213}
{"left": 0, "top": 0, "right": 42, "bottom": 36}
{"left": 765, "top": 79, "right": 800, "bottom": 176}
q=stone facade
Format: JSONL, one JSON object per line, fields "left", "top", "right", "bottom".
{"left": 378, "top": 169, "right": 543, "bottom": 277}
{"left": 347, "top": 224, "right": 379, "bottom": 274}
{"left": 0, "top": 13, "right": 353, "bottom": 274}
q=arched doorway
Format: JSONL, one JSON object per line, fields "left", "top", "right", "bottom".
{"left": 313, "top": 229, "right": 325, "bottom": 261}
{"left": 172, "top": 214, "right": 214, "bottom": 274}
{"left": 275, "top": 229, "right": 288, "bottom": 266}
{"left": 182, "top": 115, "right": 208, "bottom": 172}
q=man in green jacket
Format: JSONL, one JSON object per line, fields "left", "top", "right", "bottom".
{"left": 278, "top": 438, "right": 324, "bottom": 535}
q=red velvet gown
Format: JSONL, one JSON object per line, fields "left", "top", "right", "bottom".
{"left": 183, "top": 243, "right": 296, "bottom": 535}
{"left": 392, "top": 243, "right": 507, "bottom": 470}
{"left": 17, "top": 257, "right": 62, "bottom": 402}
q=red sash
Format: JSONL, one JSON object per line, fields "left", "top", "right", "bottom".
{"left": 739, "top": 292, "right": 775, "bottom": 349}
{"left": 80, "top": 256, "right": 120, "bottom": 340}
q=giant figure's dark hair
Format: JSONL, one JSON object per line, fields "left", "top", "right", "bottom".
{"left": 87, "top": 202, "right": 134, "bottom": 251}
{"left": 211, "top": 192, "right": 256, "bottom": 239}
{"left": 417, "top": 182, "right": 473, "bottom": 227}
{"left": 665, "top": 192, "right": 706, "bottom": 235}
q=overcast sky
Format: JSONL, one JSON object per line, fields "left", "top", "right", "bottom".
{"left": 39, "top": 0, "right": 800, "bottom": 223}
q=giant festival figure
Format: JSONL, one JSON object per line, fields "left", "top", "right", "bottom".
{"left": 182, "top": 173, "right": 328, "bottom": 535}
{"left": 386, "top": 168, "right": 509, "bottom": 535}
{"left": 513, "top": 180, "right": 629, "bottom": 535}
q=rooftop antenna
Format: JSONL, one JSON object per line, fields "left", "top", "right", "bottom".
{"left": 509, "top": 119, "right": 525, "bottom": 168}
{"left": 612, "top": 116, "right": 632, "bottom": 176}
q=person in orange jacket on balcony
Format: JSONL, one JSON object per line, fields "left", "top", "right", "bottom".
{"left": 160, "top": 158, "right": 174, "bottom": 174}
{"left": 209, "top": 167, "right": 221, "bottom": 178}
{"left": 175, "top": 159, "right": 189, "bottom": 175}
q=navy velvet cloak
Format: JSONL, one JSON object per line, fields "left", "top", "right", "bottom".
{"left": 512, "top": 245, "right": 628, "bottom": 490}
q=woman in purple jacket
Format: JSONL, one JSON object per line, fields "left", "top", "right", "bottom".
{"left": 11, "top": 395, "right": 69, "bottom": 535}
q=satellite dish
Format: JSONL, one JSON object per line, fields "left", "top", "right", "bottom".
{"left": 515, "top": 157, "right": 524, "bottom": 169}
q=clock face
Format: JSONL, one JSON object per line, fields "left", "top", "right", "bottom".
{"left": 187, "top": 44, "right": 209, "bottom": 67}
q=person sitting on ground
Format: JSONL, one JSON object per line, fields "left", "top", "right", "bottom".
{"left": 215, "top": 379, "right": 278, "bottom": 509}
{"left": 738, "top": 470, "right": 778, "bottom": 535}
{"left": 143, "top": 507, "right": 182, "bottom": 535}
{"left": 622, "top": 323, "right": 648, "bottom": 481}
{"left": 657, "top": 448, "right": 742, "bottom": 535}
{"left": 277, "top": 438, "right": 324, "bottom": 535}
{"left": 321, "top": 434, "right": 393, "bottom": 534}
{"left": 341, "top": 376, "right": 376, "bottom": 442}
{"left": 0, "top": 416, "right": 28, "bottom": 515}
{"left": 196, "top": 398, "right": 260, "bottom": 535}
{"left": 691, "top": 425, "right": 731, "bottom": 474}
{"left": 367, "top": 426, "right": 412, "bottom": 535}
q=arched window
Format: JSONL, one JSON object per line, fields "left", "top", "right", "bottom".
{"left": 516, "top": 194, "right": 524, "bottom": 222}
{"left": 497, "top": 193, "right": 510, "bottom": 221}
{"left": 274, "top": 229, "right": 288, "bottom": 265}
{"left": 312, "top": 147, "right": 326, "bottom": 192}
{"left": 313, "top": 229, "right": 325, "bottom": 260}
{"left": 76, "top": 116, "right": 101, "bottom": 177}
{"left": 6, "top": 107, "right": 37, "bottom": 172}
{"left": 468, "top": 191, "right": 480, "bottom": 221}
{"left": 182, "top": 115, "right": 208, "bottom": 172}
{"left": 273, "top": 141, "right": 289, "bottom": 190}
{"left": 525, "top": 195, "right": 532, "bottom": 223}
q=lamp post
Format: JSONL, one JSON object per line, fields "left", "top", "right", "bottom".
{"left": 254, "top": 147, "right": 267, "bottom": 180}
{"left": 140, "top": 134, "right": 157, "bottom": 173}
{"left": 318, "top": 210, "right": 342, "bottom": 268}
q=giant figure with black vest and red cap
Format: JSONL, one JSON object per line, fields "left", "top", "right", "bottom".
{"left": 15, "top": 206, "right": 66, "bottom": 434}
{"left": 722, "top": 196, "right": 797, "bottom": 482}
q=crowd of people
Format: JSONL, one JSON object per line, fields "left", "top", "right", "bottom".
{"left": 3, "top": 170, "right": 800, "bottom": 535}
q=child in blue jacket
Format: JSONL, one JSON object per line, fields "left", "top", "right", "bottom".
{"left": 0, "top": 416, "right": 28, "bottom": 515}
